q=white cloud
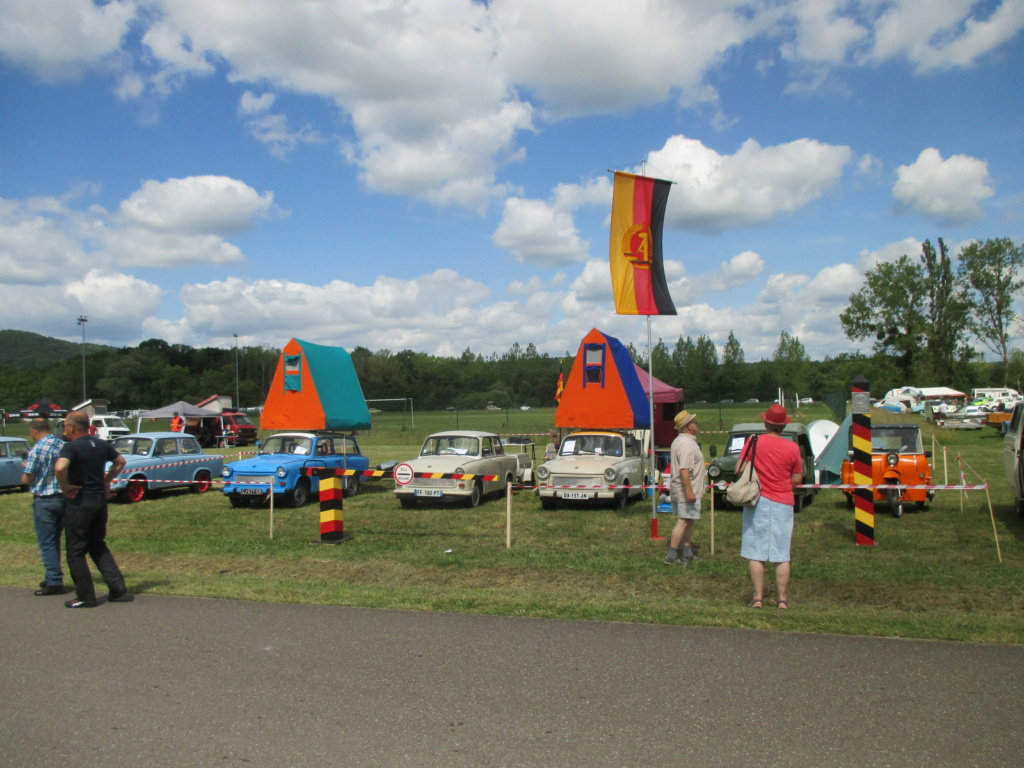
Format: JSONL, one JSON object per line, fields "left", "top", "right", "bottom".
{"left": 647, "top": 135, "right": 852, "bottom": 233}
{"left": 63, "top": 268, "right": 163, "bottom": 322}
{"left": 0, "top": 0, "right": 136, "bottom": 81}
{"left": 119, "top": 176, "right": 275, "bottom": 235}
{"left": 857, "top": 237, "right": 922, "bottom": 272}
{"left": 238, "top": 91, "right": 325, "bottom": 159}
{"left": 492, "top": 197, "right": 590, "bottom": 265}
{"left": 892, "top": 148, "right": 994, "bottom": 224}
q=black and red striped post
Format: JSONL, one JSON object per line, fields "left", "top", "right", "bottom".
{"left": 313, "top": 468, "right": 351, "bottom": 544}
{"left": 851, "top": 376, "right": 876, "bottom": 546}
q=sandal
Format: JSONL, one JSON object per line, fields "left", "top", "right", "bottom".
{"left": 748, "top": 599, "right": 763, "bottom": 609}
{"left": 777, "top": 599, "right": 789, "bottom": 610}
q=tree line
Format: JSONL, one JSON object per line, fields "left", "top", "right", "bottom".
{"left": 1, "top": 235, "right": 1020, "bottom": 414}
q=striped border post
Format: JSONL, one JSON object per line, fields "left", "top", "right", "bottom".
{"left": 314, "top": 468, "right": 351, "bottom": 544}
{"left": 851, "top": 376, "right": 876, "bottom": 546}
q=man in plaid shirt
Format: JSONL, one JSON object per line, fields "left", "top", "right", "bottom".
{"left": 21, "top": 419, "right": 66, "bottom": 595}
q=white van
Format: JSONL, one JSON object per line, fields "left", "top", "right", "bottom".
{"left": 1001, "top": 403, "right": 1024, "bottom": 517}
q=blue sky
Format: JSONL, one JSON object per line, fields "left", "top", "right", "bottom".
{"left": 1, "top": 0, "right": 1022, "bottom": 363}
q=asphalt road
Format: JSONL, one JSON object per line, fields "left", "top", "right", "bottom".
{"left": 1, "top": 587, "right": 1021, "bottom": 768}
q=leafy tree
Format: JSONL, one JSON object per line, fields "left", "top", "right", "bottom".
{"left": 719, "top": 331, "right": 749, "bottom": 400}
{"left": 840, "top": 254, "right": 930, "bottom": 382}
{"left": 920, "top": 238, "right": 972, "bottom": 382}
{"left": 958, "top": 237, "right": 1024, "bottom": 383}
{"left": 772, "top": 331, "right": 810, "bottom": 395}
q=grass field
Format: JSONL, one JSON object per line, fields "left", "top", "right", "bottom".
{"left": 1, "top": 403, "right": 1021, "bottom": 644}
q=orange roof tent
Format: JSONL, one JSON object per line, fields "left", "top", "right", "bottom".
{"left": 555, "top": 328, "right": 651, "bottom": 430}
{"left": 261, "top": 338, "right": 371, "bottom": 431}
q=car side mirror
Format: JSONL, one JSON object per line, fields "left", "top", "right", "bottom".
{"left": 924, "top": 450, "right": 932, "bottom": 458}
{"left": 709, "top": 445, "right": 717, "bottom": 458}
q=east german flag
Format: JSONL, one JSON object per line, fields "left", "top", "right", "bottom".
{"left": 608, "top": 172, "right": 676, "bottom": 315}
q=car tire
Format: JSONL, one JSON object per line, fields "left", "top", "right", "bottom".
{"left": 467, "top": 482, "right": 483, "bottom": 508}
{"left": 192, "top": 470, "right": 212, "bottom": 494}
{"left": 399, "top": 497, "right": 417, "bottom": 509}
{"left": 285, "top": 478, "right": 310, "bottom": 508}
{"left": 793, "top": 493, "right": 804, "bottom": 513}
{"left": 344, "top": 474, "right": 361, "bottom": 498}
{"left": 540, "top": 497, "right": 557, "bottom": 510}
{"left": 614, "top": 488, "right": 629, "bottom": 510}
{"left": 122, "top": 477, "right": 146, "bottom": 503}
{"left": 229, "top": 495, "right": 251, "bottom": 508}
{"left": 845, "top": 492, "right": 854, "bottom": 509}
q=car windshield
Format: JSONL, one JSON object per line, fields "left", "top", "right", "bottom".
{"left": 260, "top": 436, "right": 313, "bottom": 455}
{"left": 871, "top": 427, "right": 923, "bottom": 454}
{"left": 232, "top": 414, "right": 254, "bottom": 425}
{"left": 112, "top": 437, "right": 154, "bottom": 456}
{"left": 725, "top": 433, "right": 796, "bottom": 454}
{"left": 104, "top": 417, "right": 128, "bottom": 429}
{"left": 421, "top": 435, "right": 480, "bottom": 456}
{"left": 559, "top": 434, "right": 624, "bottom": 457}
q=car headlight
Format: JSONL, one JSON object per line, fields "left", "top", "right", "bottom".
{"left": 886, "top": 453, "right": 899, "bottom": 467}
{"left": 708, "top": 465, "right": 720, "bottom": 478}
{"left": 221, "top": 466, "right": 231, "bottom": 478}
{"left": 604, "top": 467, "right": 617, "bottom": 482}
{"left": 276, "top": 466, "right": 287, "bottom": 478}
{"left": 536, "top": 465, "right": 550, "bottom": 480}
{"left": 455, "top": 467, "right": 465, "bottom": 475}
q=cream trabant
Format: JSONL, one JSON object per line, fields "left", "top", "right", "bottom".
{"left": 393, "top": 430, "right": 529, "bottom": 508}
{"left": 535, "top": 430, "right": 646, "bottom": 509}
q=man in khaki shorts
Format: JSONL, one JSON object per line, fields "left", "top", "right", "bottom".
{"left": 665, "top": 410, "right": 704, "bottom": 565}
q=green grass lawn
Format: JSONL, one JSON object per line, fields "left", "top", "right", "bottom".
{"left": 1, "top": 404, "right": 1021, "bottom": 643}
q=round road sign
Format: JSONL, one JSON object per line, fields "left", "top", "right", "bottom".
{"left": 394, "top": 463, "right": 414, "bottom": 486}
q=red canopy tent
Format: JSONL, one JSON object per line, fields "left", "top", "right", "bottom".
{"left": 633, "top": 363, "right": 684, "bottom": 449}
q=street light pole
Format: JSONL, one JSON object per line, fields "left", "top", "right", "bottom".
{"left": 77, "top": 315, "right": 88, "bottom": 403}
{"left": 234, "top": 333, "right": 240, "bottom": 408}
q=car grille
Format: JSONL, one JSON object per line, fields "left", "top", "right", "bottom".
{"left": 410, "top": 477, "right": 458, "bottom": 488}
{"left": 550, "top": 474, "right": 604, "bottom": 487}
{"left": 235, "top": 474, "right": 276, "bottom": 486}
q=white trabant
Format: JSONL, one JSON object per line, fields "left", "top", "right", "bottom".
{"left": 393, "top": 430, "right": 527, "bottom": 508}
{"left": 535, "top": 430, "right": 646, "bottom": 509}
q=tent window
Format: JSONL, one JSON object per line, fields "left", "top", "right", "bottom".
{"left": 284, "top": 354, "right": 302, "bottom": 392}
{"left": 583, "top": 343, "right": 605, "bottom": 386}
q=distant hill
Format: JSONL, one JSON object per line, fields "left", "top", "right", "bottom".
{"left": 0, "top": 330, "right": 114, "bottom": 369}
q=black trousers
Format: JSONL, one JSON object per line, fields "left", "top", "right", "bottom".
{"left": 65, "top": 493, "right": 125, "bottom": 604}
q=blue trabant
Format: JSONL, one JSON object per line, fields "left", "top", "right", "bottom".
{"left": 0, "top": 436, "right": 30, "bottom": 492}
{"left": 110, "top": 433, "right": 224, "bottom": 502}
{"left": 220, "top": 432, "right": 369, "bottom": 508}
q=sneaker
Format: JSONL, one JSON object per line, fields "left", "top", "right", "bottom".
{"left": 108, "top": 587, "right": 128, "bottom": 602}
{"left": 34, "top": 585, "right": 65, "bottom": 596}
{"left": 663, "top": 554, "right": 688, "bottom": 565}
{"left": 64, "top": 599, "right": 97, "bottom": 609}
{"left": 684, "top": 553, "right": 700, "bottom": 563}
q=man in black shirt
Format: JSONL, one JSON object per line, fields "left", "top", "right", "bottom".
{"left": 54, "top": 410, "right": 128, "bottom": 608}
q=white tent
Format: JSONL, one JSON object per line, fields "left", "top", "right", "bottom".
{"left": 134, "top": 400, "right": 219, "bottom": 431}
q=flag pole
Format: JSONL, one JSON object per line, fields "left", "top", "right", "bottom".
{"left": 648, "top": 315, "right": 662, "bottom": 539}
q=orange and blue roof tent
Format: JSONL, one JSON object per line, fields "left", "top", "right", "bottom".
{"left": 261, "top": 338, "right": 371, "bottom": 431}
{"left": 555, "top": 328, "right": 651, "bottom": 430}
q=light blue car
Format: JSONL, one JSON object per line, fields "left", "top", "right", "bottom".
{"left": 220, "top": 432, "right": 369, "bottom": 508}
{"left": 110, "top": 432, "right": 224, "bottom": 503}
{"left": 0, "top": 436, "right": 30, "bottom": 492}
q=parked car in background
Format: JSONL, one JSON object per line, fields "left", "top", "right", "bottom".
{"left": 535, "top": 430, "right": 646, "bottom": 510}
{"left": 0, "top": 436, "right": 30, "bottom": 492}
{"left": 221, "top": 432, "right": 369, "bottom": 508}
{"left": 91, "top": 414, "right": 130, "bottom": 441}
{"left": 393, "top": 430, "right": 530, "bottom": 508}
{"left": 840, "top": 423, "right": 934, "bottom": 518}
{"left": 109, "top": 433, "right": 224, "bottom": 503}
{"left": 1003, "top": 404, "right": 1024, "bottom": 518}
{"left": 185, "top": 409, "right": 258, "bottom": 447}
{"left": 707, "top": 423, "right": 817, "bottom": 511}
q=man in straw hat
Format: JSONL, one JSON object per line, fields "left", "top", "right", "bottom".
{"left": 734, "top": 403, "right": 803, "bottom": 608}
{"left": 665, "top": 409, "right": 704, "bottom": 565}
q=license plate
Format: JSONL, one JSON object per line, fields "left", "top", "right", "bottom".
{"left": 415, "top": 489, "right": 443, "bottom": 497}
{"left": 561, "top": 491, "right": 591, "bottom": 500}
{"left": 239, "top": 487, "right": 267, "bottom": 496}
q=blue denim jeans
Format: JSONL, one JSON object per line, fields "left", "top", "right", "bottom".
{"left": 33, "top": 495, "right": 66, "bottom": 586}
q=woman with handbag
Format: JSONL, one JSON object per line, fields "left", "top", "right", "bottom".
{"left": 734, "top": 404, "right": 803, "bottom": 609}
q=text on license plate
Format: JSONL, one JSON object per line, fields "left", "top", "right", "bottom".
{"left": 561, "top": 491, "right": 591, "bottom": 500}
{"left": 239, "top": 487, "right": 268, "bottom": 495}
{"left": 415, "top": 489, "right": 444, "bottom": 497}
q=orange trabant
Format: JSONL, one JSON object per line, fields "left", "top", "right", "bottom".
{"left": 841, "top": 423, "right": 934, "bottom": 518}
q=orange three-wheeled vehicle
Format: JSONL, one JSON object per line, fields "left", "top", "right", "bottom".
{"left": 841, "top": 423, "right": 934, "bottom": 518}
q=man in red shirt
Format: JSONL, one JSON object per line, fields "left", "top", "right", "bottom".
{"left": 735, "top": 404, "right": 803, "bottom": 609}
{"left": 170, "top": 411, "right": 184, "bottom": 432}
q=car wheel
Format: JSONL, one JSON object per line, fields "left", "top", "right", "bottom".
{"left": 192, "top": 470, "right": 212, "bottom": 494}
{"left": 844, "top": 492, "right": 854, "bottom": 509}
{"left": 885, "top": 486, "right": 903, "bottom": 518}
{"left": 229, "top": 495, "right": 251, "bottom": 508}
{"left": 285, "top": 478, "right": 310, "bottom": 508}
{"left": 793, "top": 493, "right": 804, "bottom": 513}
{"left": 344, "top": 474, "right": 361, "bottom": 498}
{"left": 540, "top": 497, "right": 557, "bottom": 510}
{"left": 123, "top": 477, "right": 146, "bottom": 503}
{"left": 467, "top": 482, "right": 483, "bottom": 508}
{"left": 1016, "top": 497, "right": 1024, "bottom": 519}
{"left": 399, "top": 497, "right": 417, "bottom": 509}
{"left": 614, "top": 488, "right": 629, "bottom": 510}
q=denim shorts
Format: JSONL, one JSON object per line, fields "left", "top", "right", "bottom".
{"left": 740, "top": 496, "right": 793, "bottom": 563}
